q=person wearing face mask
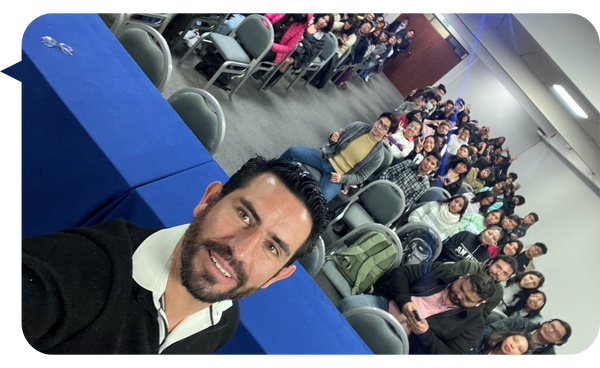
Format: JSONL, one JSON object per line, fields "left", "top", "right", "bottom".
{"left": 386, "top": 119, "right": 422, "bottom": 161}
{"left": 388, "top": 16, "right": 410, "bottom": 35}
{"left": 423, "top": 92, "right": 441, "bottom": 117}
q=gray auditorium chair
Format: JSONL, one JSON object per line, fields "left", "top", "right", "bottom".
{"left": 297, "top": 236, "right": 326, "bottom": 278}
{"left": 300, "top": 32, "right": 338, "bottom": 88}
{"left": 122, "top": 13, "right": 175, "bottom": 34}
{"left": 329, "top": 180, "right": 405, "bottom": 230}
{"left": 167, "top": 88, "right": 226, "bottom": 155}
{"left": 98, "top": 13, "right": 126, "bottom": 33}
{"left": 416, "top": 186, "right": 452, "bottom": 204}
{"left": 457, "top": 183, "right": 474, "bottom": 194}
{"left": 115, "top": 23, "right": 173, "bottom": 92}
{"left": 179, "top": 14, "right": 274, "bottom": 97}
{"left": 342, "top": 306, "right": 410, "bottom": 354}
{"left": 171, "top": 14, "right": 230, "bottom": 50}
{"left": 254, "top": 44, "right": 298, "bottom": 90}
{"left": 321, "top": 223, "right": 403, "bottom": 298}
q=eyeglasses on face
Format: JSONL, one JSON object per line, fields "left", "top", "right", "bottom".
{"left": 375, "top": 119, "right": 390, "bottom": 131}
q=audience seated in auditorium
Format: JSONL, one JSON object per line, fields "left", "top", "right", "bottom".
{"left": 515, "top": 242, "right": 548, "bottom": 273}
{"left": 386, "top": 119, "right": 422, "bottom": 162}
{"left": 402, "top": 135, "right": 440, "bottom": 166}
{"left": 428, "top": 99, "right": 456, "bottom": 123}
{"left": 464, "top": 166, "right": 492, "bottom": 192}
{"left": 501, "top": 271, "right": 545, "bottom": 311}
{"left": 452, "top": 208, "right": 505, "bottom": 236}
{"left": 470, "top": 331, "right": 533, "bottom": 355}
{"left": 358, "top": 31, "right": 389, "bottom": 80}
{"left": 338, "top": 263, "right": 496, "bottom": 354}
{"left": 422, "top": 91, "right": 442, "bottom": 117}
{"left": 279, "top": 112, "right": 398, "bottom": 202}
{"left": 393, "top": 28, "right": 414, "bottom": 55}
{"left": 379, "top": 151, "right": 441, "bottom": 208}
{"left": 395, "top": 93, "right": 427, "bottom": 115}
{"left": 463, "top": 190, "right": 497, "bottom": 216}
{"left": 408, "top": 194, "right": 468, "bottom": 240}
{"left": 477, "top": 317, "right": 571, "bottom": 354}
{"left": 388, "top": 16, "right": 410, "bottom": 35}
{"left": 421, "top": 120, "right": 450, "bottom": 142}
{"left": 504, "top": 289, "right": 546, "bottom": 325}
{"left": 431, "top": 157, "right": 470, "bottom": 195}
{"left": 448, "top": 144, "right": 470, "bottom": 163}
{"left": 447, "top": 127, "right": 471, "bottom": 155}
{"left": 512, "top": 212, "right": 539, "bottom": 239}
{"left": 498, "top": 239, "right": 524, "bottom": 257}
{"left": 478, "top": 182, "right": 509, "bottom": 212}
{"left": 266, "top": 14, "right": 334, "bottom": 87}
{"left": 333, "top": 21, "right": 372, "bottom": 90}
{"left": 439, "top": 225, "right": 504, "bottom": 263}
{"left": 260, "top": 14, "right": 311, "bottom": 72}
{"left": 448, "top": 255, "right": 519, "bottom": 318}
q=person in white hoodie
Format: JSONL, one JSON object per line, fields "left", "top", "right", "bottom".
{"left": 408, "top": 194, "right": 468, "bottom": 241}
{"left": 385, "top": 119, "right": 422, "bottom": 164}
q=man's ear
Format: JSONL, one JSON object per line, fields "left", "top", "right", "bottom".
{"left": 260, "top": 265, "right": 296, "bottom": 289}
{"left": 475, "top": 300, "right": 486, "bottom": 307}
{"left": 193, "top": 181, "right": 224, "bottom": 217}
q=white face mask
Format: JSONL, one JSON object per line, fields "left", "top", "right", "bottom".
{"left": 425, "top": 102, "right": 433, "bottom": 110}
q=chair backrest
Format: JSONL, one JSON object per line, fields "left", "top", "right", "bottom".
{"left": 297, "top": 237, "right": 325, "bottom": 277}
{"left": 342, "top": 307, "right": 409, "bottom": 354}
{"left": 462, "top": 182, "right": 474, "bottom": 192}
{"left": 456, "top": 183, "right": 472, "bottom": 195}
{"left": 367, "top": 141, "right": 393, "bottom": 181}
{"left": 98, "top": 13, "right": 125, "bottom": 33}
{"left": 357, "top": 180, "right": 405, "bottom": 226}
{"left": 337, "top": 46, "right": 352, "bottom": 67}
{"left": 416, "top": 186, "right": 451, "bottom": 204}
{"left": 116, "top": 23, "right": 172, "bottom": 92}
{"left": 167, "top": 88, "right": 226, "bottom": 155}
{"left": 231, "top": 15, "right": 273, "bottom": 60}
{"left": 319, "top": 32, "right": 338, "bottom": 64}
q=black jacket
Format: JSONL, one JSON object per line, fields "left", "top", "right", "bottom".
{"left": 22, "top": 219, "right": 240, "bottom": 354}
{"left": 478, "top": 315, "right": 556, "bottom": 354}
{"left": 374, "top": 263, "right": 486, "bottom": 354}
{"left": 351, "top": 33, "right": 370, "bottom": 64}
{"left": 439, "top": 231, "right": 492, "bottom": 263}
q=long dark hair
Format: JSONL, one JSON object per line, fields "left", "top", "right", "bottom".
{"left": 482, "top": 331, "right": 534, "bottom": 355}
{"left": 505, "top": 289, "right": 546, "bottom": 319}
{"left": 312, "top": 13, "right": 335, "bottom": 33}
{"left": 470, "top": 190, "right": 497, "bottom": 215}
{"left": 506, "top": 270, "right": 546, "bottom": 289}
{"left": 439, "top": 194, "right": 469, "bottom": 220}
{"left": 338, "top": 17, "right": 359, "bottom": 36}
{"left": 422, "top": 135, "right": 440, "bottom": 155}
{"left": 499, "top": 239, "right": 523, "bottom": 256}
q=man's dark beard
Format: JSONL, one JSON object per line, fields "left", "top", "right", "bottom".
{"left": 447, "top": 284, "right": 461, "bottom": 306}
{"left": 179, "top": 202, "right": 260, "bottom": 303}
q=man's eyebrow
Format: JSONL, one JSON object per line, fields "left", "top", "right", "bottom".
{"left": 269, "top": 233, "right": 291, "bottom": 258}
{"left": 240, "top": 198, "right": 291, "bottom": 257}
{"left": 240, "top": 198, "right": 260, "bottom": 223}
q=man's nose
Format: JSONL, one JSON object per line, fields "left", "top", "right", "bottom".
{"left": 231, "top": 230, "right": 261, "bottom": 261}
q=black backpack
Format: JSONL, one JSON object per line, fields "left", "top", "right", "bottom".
{"left": 194, "top": 52, "right": 235, "bottom": 90}
{"left": 399, "top": 228, "right": 437, "bottom": 265}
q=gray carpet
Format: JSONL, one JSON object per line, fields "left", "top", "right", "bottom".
{"left": 160, "top": 42, "right": 405, "bottom": 305}
{"left": 162, "top": 42, "right": 404, "bottom": 176}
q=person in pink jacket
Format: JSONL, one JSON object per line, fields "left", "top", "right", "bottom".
{"left": 255, "top": 14, "right": 312, "bottom": 86}
{"left": 263, "top": 13, "right": 313, "bottom": 64}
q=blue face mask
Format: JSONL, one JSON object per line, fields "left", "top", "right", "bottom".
{"left": 425, "top": 102, "right": 433, "bottom": 110}
{"left": 400, "top": 22, "right": 406, "bottom": 27}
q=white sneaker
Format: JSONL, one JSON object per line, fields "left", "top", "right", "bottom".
{"left": 365, "top": 75, "right": 370, "bottom": 82}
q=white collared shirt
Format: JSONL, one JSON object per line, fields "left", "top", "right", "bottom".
{"left": 132, "top": 224, "right": 233, "bottom": 354}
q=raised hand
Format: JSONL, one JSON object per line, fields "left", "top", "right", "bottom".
{"left": 330, "top": 128, "right": 343, "bottom": 142}
{"left": 415, "top": 136, "right": 423, "bottom": 152}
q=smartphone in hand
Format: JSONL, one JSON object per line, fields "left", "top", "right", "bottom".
{"left": 413, "top": 310, "right": 422, "bottom": 321}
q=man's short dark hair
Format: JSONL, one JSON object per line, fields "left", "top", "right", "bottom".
{"left": 529, "top": 212, "right": 539, "bottom": 222}
{"left": 550, "top": 319, "right": 572, "bottom": 346}
{"left": 437, "top": 84, "right": 446, "bottom": 94}
{"left": 468, "top": 271, "right": 496, "bottom": 302}
{"left": 508, "top": 172, "right": 518, "bottom": 181}
{"left": 424, "top": 150, "right": 442, "bottom": 167}
{"left": 514, "top": 195, "right": 526, "bottom": 205}
{"left": 379, "top": 112, "right": 400, "bottom": 134}
{"left": 535, "top": 242, "right": 548, "bottom": 254}
{"left": 445, "top": 99, "right": 455, "bottom": 107}
{"left": 408, "top": 29, "right": 415, "bottom": 34}
{"left": 507, "top": 214, "right": 522, "bottom": 226}
{"left": 221, "top": 156, "right": 330, "bottom": 267}
{"left": 439, "top": 121, "right": 450, "bottom": 129}
{"left": 486, "top": 225, "right": 504, "bottom": 239}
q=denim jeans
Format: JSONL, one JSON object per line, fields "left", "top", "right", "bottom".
{"left": 278, "top": 147, "right": 342, "bottom": 201}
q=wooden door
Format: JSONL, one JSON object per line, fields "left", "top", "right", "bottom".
{"left": 384, "top": 14, "right": 462, "bottom": 97}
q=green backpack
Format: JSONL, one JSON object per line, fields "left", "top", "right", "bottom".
{"left": 332, "top": 231, "right": 397, "bottom": 295}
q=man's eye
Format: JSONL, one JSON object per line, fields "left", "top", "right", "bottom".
{"left": 267, "top": 243, "right": 279, "bottom": 256}
{"left": 239, "top": 210, "right": 250, "bottom": 224}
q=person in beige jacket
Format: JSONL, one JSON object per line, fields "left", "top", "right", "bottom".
{"left": 464, "top": 166, "right": 491, "bottom": 191}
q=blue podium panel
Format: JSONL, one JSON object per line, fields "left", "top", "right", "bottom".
{"left": 217, "top": 264, "right": 373, "bottom": 354}
{"left": 20, "top": 14, "right": 213, "bottom": 237}
{"left": 98, "top": 161, "right": 230, "bottom": 228}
